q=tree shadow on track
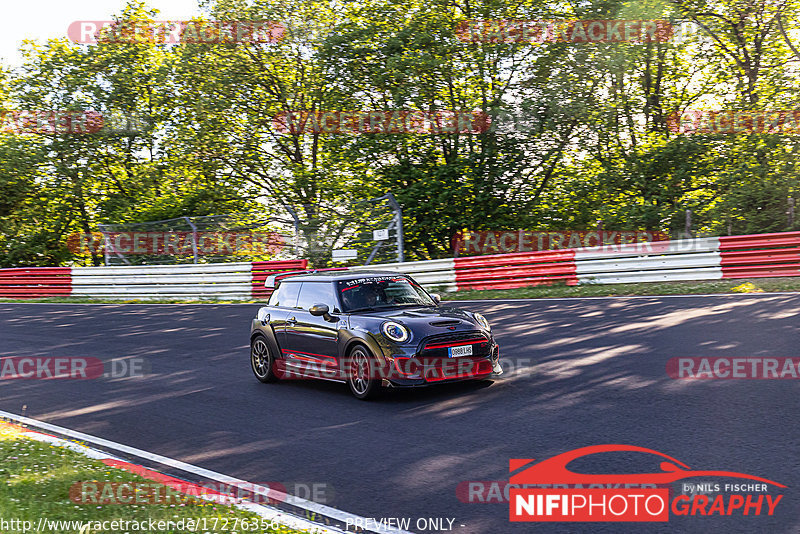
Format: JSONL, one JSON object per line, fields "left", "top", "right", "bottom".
{"left": 0, "top": 297, "right": 798, "bottom": 534}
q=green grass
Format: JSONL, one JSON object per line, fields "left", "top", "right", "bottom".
{"left": 441, "top": 277, "right": 800, "bottom": 301}
{"left": 0, "top": 422, "right": 306, "bottom": 533}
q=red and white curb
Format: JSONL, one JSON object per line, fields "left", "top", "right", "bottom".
{"left": 0, "top": 410, "right": 413, "bottom": 534}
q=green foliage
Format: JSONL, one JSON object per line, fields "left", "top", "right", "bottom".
{"left": 0, "top": 424, "right": 303, "bottom": 533}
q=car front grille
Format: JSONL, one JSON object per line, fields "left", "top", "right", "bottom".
{"left": 386, "top": 331, "right": 493, "bottom": 382}
{"left": 417, "top": 331, "right": 491, "bottom": 359}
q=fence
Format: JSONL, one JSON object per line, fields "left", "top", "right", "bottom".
{"left": 0, "top": 261, "right": 306, "bottom": 300}
{"left": 0, "top": 232, "right": 798, "bottom": 299}
{"left": 91, "top": 193, "right": 404, "bottom": 267}
{"left": 95, "top": 213, "right": 296, "bottom": 265}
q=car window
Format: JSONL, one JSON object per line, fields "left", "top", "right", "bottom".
{"left": 338, "top": 276, "right": 435, "bottom": 312}
{"left": 296, "top": 282, "right": 338, "bottom": 311}
{"left": 268, "top": 281, "right": 301, "bottom": 308}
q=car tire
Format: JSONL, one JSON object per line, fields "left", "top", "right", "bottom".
{"left": 347, "top": 345, "right": 380, "bottom": 400}
{"left": 251, "top": 335, "right": 278, "bottom": 383}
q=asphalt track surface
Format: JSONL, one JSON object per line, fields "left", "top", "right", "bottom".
{"left": 0, "top": 295, "right": 799, "bottom": 534}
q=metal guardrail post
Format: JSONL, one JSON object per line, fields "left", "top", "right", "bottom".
{"left": 103, "top": 234, "right": 111, "bottom": 266}
{"left": 685, "top": 209, "right": 693, "bottom": 238}
{"left": 386, "top": 192, "right": 404, "bottom": 263}
{"left": 282, "top": 204, "right": 302, "bottom": 259}
{"left": 183, "top": 216, "right": 199, "bottom": 264}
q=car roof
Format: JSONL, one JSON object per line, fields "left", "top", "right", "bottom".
{"left": 280, "top": 270, "right": 411, "bottom": 283}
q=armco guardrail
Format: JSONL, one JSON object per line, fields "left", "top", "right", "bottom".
{"left": 251, "top": 259, "right": 309, "bottom": 298}
{"left": 0, "top": 261, "right": 306, "bottom": 300}
{"left": 0, "top": 267, "right": 72, "bottom": 298}
{"left": 719, "top": 232, "right": 800, "bottom": 278}
{"left": 72, "top": 263, "right": 255, "bottom": 299}
{"left": 0, "top": 232, "right": 797, "bottom": 299}
{"left": 574, "top": 237, "right": 723, "bottom": 284}
{"left": 451, "top": 232, "right": 800, "bottom": 289}
{"left": 455, "top": 250, "right": 577, "bottom": 290}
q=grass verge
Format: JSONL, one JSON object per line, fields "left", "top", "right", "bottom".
{"left": 442, "top": 277, "right": 800, "bottom": 301}
{"left": 0, "top": 421, "right": 304, "bottom": 533}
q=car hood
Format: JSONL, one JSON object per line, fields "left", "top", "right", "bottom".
{"left": 352, "top": 305, "right": 473, "bottom": 321}
{"left": 347, "top": 306, "right": 485, "bottom": 337}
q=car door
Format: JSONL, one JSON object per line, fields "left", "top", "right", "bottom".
{"left": 282, "top": 281, "right": 342, "bottom": 379}
{"left": 263, "top": 280, "right": 301, "bottom": 376}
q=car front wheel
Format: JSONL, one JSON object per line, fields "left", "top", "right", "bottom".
{"left": 347, "top": 345, "right": 380, "bottom": 400}
{"left": 251, "top": 335, "right": 278, "bottom": 383}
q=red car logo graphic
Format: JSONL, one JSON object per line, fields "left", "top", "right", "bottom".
{"left": 509, "top": 444, "right": 785, "bottom": 487}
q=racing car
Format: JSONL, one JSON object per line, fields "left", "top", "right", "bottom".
{"left": 250, "top": 270, "right": 501, "bottom": 399}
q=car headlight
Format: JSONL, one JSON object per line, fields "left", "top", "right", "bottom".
{"left": 382, "top": 321, "right": 409, "bottom": 343}
{"left": 473, "top": 312, "right": 491, "bottom": 331}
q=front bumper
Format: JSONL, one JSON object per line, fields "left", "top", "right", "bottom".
{"left": 382, "top": 339, "right": 501, "bottom": 387}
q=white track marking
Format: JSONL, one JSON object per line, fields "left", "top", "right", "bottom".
{"left": 0, "top": 410, "right": 413, "bottom": 534}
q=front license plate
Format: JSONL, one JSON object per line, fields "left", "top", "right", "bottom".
{"left": 448, "top": 345, "right": 473, "bottom": 358}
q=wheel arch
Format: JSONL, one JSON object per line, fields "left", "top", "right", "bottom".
{"left": 250, "top": 325, "right": 283, "bottom": 361}
{"left": 341, "top": 332, "right": 387, "bottom": 365}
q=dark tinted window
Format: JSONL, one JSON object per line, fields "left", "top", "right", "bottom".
{"left": 296, "top": 282, "right": 338, "bottom": 311}
{"left": 268, "top": 281, "right": 301, "bottom": 308}
{"left": 337, "top": 276, "right": 435, "bottom": 312}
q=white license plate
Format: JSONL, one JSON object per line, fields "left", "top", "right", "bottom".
{"left": 448, "top": 345, "right": 473, "bottom": 358}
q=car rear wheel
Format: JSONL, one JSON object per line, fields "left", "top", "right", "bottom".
{"left": 347, "top": 345, "right": 379, "bottom": 400}
{"left": 251, "top": 335, "right": 278, "bottom": 383}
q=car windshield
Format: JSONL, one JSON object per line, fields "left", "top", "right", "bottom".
{"left": 337, "top": 276, "right": 436, "bottom": 312}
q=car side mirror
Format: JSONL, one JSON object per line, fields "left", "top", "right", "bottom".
{"left": 430, "top": 293, "right": 441, "bottom": 304}
{"left": 309, "top": 304, "right": 330, "bottom": 318}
